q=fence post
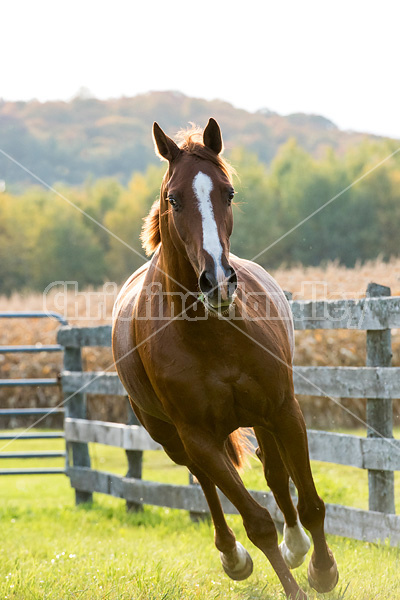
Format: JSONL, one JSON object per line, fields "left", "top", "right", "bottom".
{"left": 64, "top": 346, "right": 92, "bottom": 505}
{"left": 366, "top": 282, "right": 395, "bottom": 514}
{"left": 125, "top": 400, "right": 143, "bottom": 512}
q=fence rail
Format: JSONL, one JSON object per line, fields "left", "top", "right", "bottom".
{"left": 0, "top": 311, "right": 67, "bottom": 476}
{"left": 64, "top": 417, "right": 400, "bottom": 472}
{"left": 57, "top": 285, "right": 400, "bottom": 544}
{"left": 66, "top": 465, "right": 400, "bottom": 545}
{"left": 0, "top": 345, "right": 63, "bottom": 353}
{"left": 61, "top": 366, "right": 400, "bottom": 400}
{"left": 56, "top": 296, "right": 400, "bottom": 349}
{"left": 0, "top": 432, "right": 64, "bottom": 440}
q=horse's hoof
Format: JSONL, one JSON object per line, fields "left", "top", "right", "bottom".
{"left": 307, "top": 552, "right": 339, "bottom": 593}
{"left": 220, "top": 541, "right": 253, "bottom": 581}
{"left": 280, "top": 539, "right": 309, "bottom": 569}
{"left": 279, "top": 522, "right": 311, "bottom": 569}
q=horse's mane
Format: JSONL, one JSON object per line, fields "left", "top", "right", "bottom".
{"left": 140, "top": 125, "right": 235, "bottom": 256}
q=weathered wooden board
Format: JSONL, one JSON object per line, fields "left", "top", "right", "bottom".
{"left": 307, "top": 430, "right": 400, "bottom": 471}
{"left": 62, "top": 366, "right": 400, "bottom": 400}
{"left": 293, "top": 366, "right": 400, "bottom": 399}
{"left": 65, "top": 418, "right": 400, "bottom": 471}
{"left": 291, "top": 296, "right": 400, "bottom": 330}
{"left": 67, "top": 467, "right": 400, "bottom": 545}
{"left": 66, "top": 467, "right": 293, "bottom": 523}
{"left": 62, "top": 371, "right": 125, "bottom": 395}
{"left": 57, "top": 297, "right": 400, "bottom": 350}
{"left": 65, "top": 418, "right": 162, "bottom": 451}
{"left": 57, "top": 325, "right": 112, "bottom": 348}
{"left": 323, "top": 503, "right": 400, "bottom": 545}
{"left": 61, "top": 371, "right": 127, "bottom": 396}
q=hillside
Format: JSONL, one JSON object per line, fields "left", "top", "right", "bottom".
{"left": 0, "top": 91, "right": 385, "bottom": 189}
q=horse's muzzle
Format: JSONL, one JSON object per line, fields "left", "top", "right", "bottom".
{"left": 199, "top": 266, "right": 237, "bottom": 310}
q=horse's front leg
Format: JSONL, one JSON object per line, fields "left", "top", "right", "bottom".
{"left": 191, "top": 467, "right": 253, "bottom": 581}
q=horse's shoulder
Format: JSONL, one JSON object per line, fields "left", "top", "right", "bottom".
{"left": 229, "top": 254, "right": 295, "bottom": 359}
{"left": 113, "top": 261, "right": 150, "bottom": 321}
{"left": 229, "top": 255, "right": 281, "bottom": 293}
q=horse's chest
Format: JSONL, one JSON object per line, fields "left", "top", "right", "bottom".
{"left": 138, "top": 319, "right": 290, "bottom": 424}
{"left": 148, "top": 344, "right": 264, "bottom": 399}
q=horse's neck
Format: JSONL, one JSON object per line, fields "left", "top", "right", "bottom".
{"left": 156, "top": 243, "right": 198, "bottom": 295}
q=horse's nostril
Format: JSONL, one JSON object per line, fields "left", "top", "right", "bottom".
{"left": 199, "top": 270, "right": 216, "bottom": 295}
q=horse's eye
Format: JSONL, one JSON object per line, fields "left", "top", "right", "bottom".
{"left": 168, "top": 195, "right": 177, "bottom": 208}
{"left": 228, "top": 190, "right": 235, "bottom": 204}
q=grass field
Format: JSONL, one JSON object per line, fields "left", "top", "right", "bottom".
{"left": 1, "top": 433, "right": 400, "bottom": 599}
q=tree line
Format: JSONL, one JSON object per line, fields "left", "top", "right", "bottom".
{"left": 1, "top": 137, "right": 399, "bottom": 294}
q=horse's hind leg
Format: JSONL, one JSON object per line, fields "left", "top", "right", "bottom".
{"left": 179, "top": 425, "right": 308, "bottom": 600}
{"left": 274, "top": 399, "right": 339, "bottom": 593}
{"left": 254, "top": 426, "right": 311, "bottom": 570}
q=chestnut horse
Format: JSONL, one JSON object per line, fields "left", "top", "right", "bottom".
{"left": 112, "top": 119, "right": 338, "bottom": 599}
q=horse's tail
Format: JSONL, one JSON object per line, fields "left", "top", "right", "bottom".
{"left": 225, "top": 428, "right": 253, "bottom": 471}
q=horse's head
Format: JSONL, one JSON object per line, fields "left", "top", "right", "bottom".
{"left": 152, "top": 118, "right": 237, "bottom": 311}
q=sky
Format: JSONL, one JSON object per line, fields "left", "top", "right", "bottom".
{"left": 2, "top": 0, "right": 399, "bottom": 138}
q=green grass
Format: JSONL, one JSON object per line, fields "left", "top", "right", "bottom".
{"left": 1, "top": 431, "right": 400, "bottom": 599}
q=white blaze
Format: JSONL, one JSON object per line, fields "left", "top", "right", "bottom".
{"left": 192, "top": 171, "right": 224, "bottom": 278}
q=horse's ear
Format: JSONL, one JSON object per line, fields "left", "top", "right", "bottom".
{"left": 203, "top": 118, "right": 223, "bottom": 155}
{"left": 153, "top": 122, "right": 180, "bottom": 162}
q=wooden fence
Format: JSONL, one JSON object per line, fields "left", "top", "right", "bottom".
{"left": 57, "top": 283, "right": 400, "bottom": 545}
